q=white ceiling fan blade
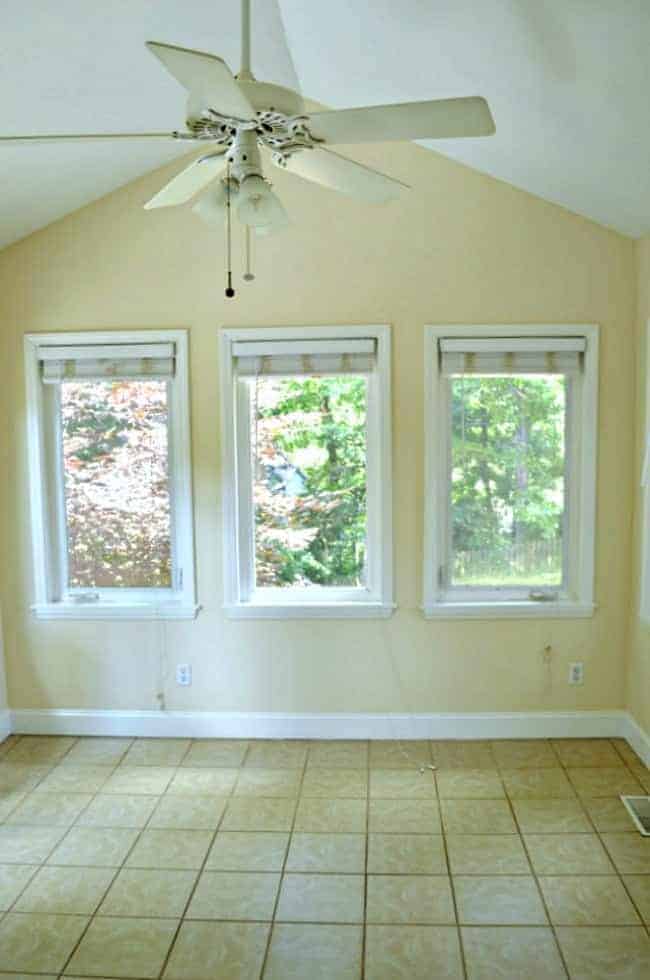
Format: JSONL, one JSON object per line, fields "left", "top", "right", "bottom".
{"left": 309, "top": 97, "right": 495, "bottom": 143}
{"left": 144, "top": 153, "right": 228, "bottom": 209}
{"left": 0, "top": 132, "right": 177, "bottom": 145}
{"left": 146, "top": 41, "right": 254, "bottom": 121}
{"left": 274, "top": 148, "right": 408, "bottom": 204}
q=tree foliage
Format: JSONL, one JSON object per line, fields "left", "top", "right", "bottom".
{"left": 252, "top": 376, "right": 368, "bottom": 587}
{"left": 60, "top": 380, "right": 171, "bottom": 589}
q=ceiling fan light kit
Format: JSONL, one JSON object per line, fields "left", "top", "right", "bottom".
{"left": 2, "top": 0, "right": 495, "bottom": 298}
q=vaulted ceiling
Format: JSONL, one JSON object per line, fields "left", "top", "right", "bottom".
{"left": 2, "top": 1, "right": 649, "bottom": 249}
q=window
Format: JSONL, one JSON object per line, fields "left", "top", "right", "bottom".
{"left": 423, "top": 325, "right": 598, "bottom": 618}
{"left": 24, "top": 330, "right": 197, "bottom": 619}
{"left": 220, "top": 326, "right": 393, "bottom": 618}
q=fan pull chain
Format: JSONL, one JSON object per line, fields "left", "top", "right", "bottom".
{"left": 225, "top": 165, "right": 235, "bottom": 299}
{"left": 244, "top": 225, "right": 255, "bottom": 282}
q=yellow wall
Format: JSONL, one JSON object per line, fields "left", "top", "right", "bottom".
{"left": 626, "top": 237, "right": 650, "bottom": 734}
{"left": 0, "top": 141, "right": 638, "bottom": 715}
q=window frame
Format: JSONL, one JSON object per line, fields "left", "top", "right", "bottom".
{"left": 219, "top": 324, "right": 394, "bottom": 619}
{"left": 24, "top": 329, "right": 198, "bottom": 621}
{"left": 423, "top": 324, "right": 599, "bottom": 619}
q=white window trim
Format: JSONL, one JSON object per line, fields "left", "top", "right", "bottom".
{"left": 24, "top": 329, "right": 199, "bottom": 621}
{"left": 639, "top": 319, "right": 650, "bottom": 624}
{"left": 219, "top": 324, "right": 394, "bottom": 619}
{"left": 423, "top": 324, "right": 599, "bottom": 620}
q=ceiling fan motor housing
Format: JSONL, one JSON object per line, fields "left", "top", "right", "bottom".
{"left": 226, "top": 130, "right": 263, "bottom": 184}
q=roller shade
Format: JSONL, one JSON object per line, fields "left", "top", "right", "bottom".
{"left": 440, "top": 337, "right": 586, "bottom": 376}
{"left": 38, "top": 343, "right": 175, "bottom": 383}
{"left": 233, "top": 338, "right": 376, "bottom": 377}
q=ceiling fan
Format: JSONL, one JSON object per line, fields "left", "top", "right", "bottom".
{"left": 2, "top": 0, "right": 495, "bottom": 293}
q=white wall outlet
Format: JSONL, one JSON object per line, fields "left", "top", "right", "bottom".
{"left": 568, "top": 662, "right": 584, "bottom": 685}
{"left": 176, "top": 663, "right": 192, "bottom": 686}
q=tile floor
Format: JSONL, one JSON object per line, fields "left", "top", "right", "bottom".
{"left": 0, "top": 734, "right": 648, "bottom": 978}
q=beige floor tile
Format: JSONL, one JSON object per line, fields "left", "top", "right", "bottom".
{"left": 629, "top": 764, "right": 650, "bottom": 792}
{"left": 366, "top": 874, "right": 455, "bottom": 924}
{"left": 14, "top": 865, "right": 114, "bottom": 914}
{"left": 583, "top": 797, "right": 639, "bottom": 832}
{"left": 65, "top": 916, "right": 178, "bottom": 978}
{"left": 0, "top": 789, "right": 26, "bottom": 820}
{"left": 623, "top": 876, "right": 650, "bottom": 922}
{"left": 441, "top": 799, "right": 517, "bottom": 834}
{"left": 187, "top": 870, "right": 280, "bottom": 920}
{"left": 538, "top": 875, "right": 640, "bottom": 924}
{"left": 182, "top": 739, "right": 249, "bottom": 768}
{"left": 0, "top": 864, "right": 37, "bottom": 910}
{"left": 551, "top": 738, "right": 623, "bottom": 767}
{"left": 368, "top": 798, "right": 441, "bottom": 834}
{"left": 307, "top": 740, "right": 369, "bottom": 769}
{"left": 462, "top": 926, "right": 566, "bottom": 979}
{"left": 35, "top": 765, "right": 113, "bottom": 794}
{"left": 265, "top": 923, "right": 362, "bottom": 980}
{"left": 446, "top": 835, "right": 529, "bottom": 874}
{"left": 512, "top": 798, "right": 591, "bottom": 833}
{"left": 149, "top": 794, "right": 227, "bottom": 830}
{"left": 369, "top": 741, "right": 432, "bottom": 769}
{"left": 0, "top": 763, "right": 55, "bottom": 793}
{"left": 294, "top": 797, "right": 366, "bottom": 833}
{"left": 77, "top": 793, "right": 159, "bottom": 828}
{"left": 286, "top": 833, "right": 365, "bottom": 873}
{"left": 102, "top": 765, "right": 176, "bottom": 795}
{"left": 99, "top": 868, "right": 196, "bottom": 918}
{"left": 501, "top": 768, "right": 575, "bottom": 798}
{"left": 207, "top": 831, "right": 290, "bottom": 871}
{"left": 276, "top": 872, "right": 364, "bottom": 923}
{"left": 245, "top": 741, "right": 308, "bottom": 769}
{"left": 436, "top": 770, "right": 504, "bottom": 799}
{"left": 233, "top": 768, "right": 301, "bottom": 798}
{"left": 0, "top": 734, "right": 22, "bottom": 758}
{"left": 167, "top": 767, "right": 238, "bottom": 796}
{"left": 0, "top": 912, "right": 88, "bottom": 973}
{"left": 455, "top": 876, "right": 547, "bottom": 924}
{"left": 367, "top": 834, "right": 446, "bottom": 874}
{"left": 62, "top": 737, "right": 132, "bottom": 766}
{"left": 567, "top": 767, "right": 644, "bottom": 797}
{"left": 126, "top": 829, "right": 212, "bottom": 870}
{"left": 365, "top": 924, "right": 463, "bottom": 979}
{"left": 600, "top": 832, "right": 650, "bottom": 873}
{"left": 123, "top": 738, "right": 190, "bottom": 767}
{"left": 556, "top": 926, "right": 650, "bottom": 980}
{"left": 5, "top": 792, "right": 92, "bottom": 826}
{"left": 611, "top": 738, "right": 644, "bottom": 767}
{"left": 0, "top": 826, "right": 66, "bottom": 863}
{"left": 431, "top": 740, "right": 496, "bottom": 770}
{"left": 369, "top": 769, "right": 436, "bottom": 799}
{"left": 524, "top": 834, "right": 614, "bottom": 874}
{"left": 491, "top": 740, "right": 560, "bottom": 769}
{"left": 6, "top": 736, "right": 76, "bottom": 765}
{"left": 301, "top": 768, "right": 368, "bottom": 798}
{"left": 163, "top": 920, "right": 269, "bottom": 979}
{"left": 48, "top": 827, "right": 138, "bottom": 868}
{"left": 221, "top": 797, "right": 296, "bottom": 831}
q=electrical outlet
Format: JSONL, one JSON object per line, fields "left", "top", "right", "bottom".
{"left": 568, "top": 662, "right": 584, "bottom": 685}
{"left": 176, "top": 664, "right": 192, "bottom": 686}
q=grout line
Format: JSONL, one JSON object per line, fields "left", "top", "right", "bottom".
{"left": 359, "top": 760, "right": 370, "bottom": 980}
{"left": 258, "top": 742, "right": 309, "bottom": 979}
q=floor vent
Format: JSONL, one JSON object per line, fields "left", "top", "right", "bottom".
{"left": 621, "top": 795, "right": 650, "bottom": 835}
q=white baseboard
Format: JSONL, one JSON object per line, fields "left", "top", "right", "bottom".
{"left": 8, "top": 707, "right": 634, "bottom": 742}
{"left": 0, "top": 709, "right": 11, "bottom": 741}
{"left": 621, "top": 712, "right": 650, "bottom": 768}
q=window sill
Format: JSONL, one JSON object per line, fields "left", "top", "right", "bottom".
{"left": 32, "top": 602, "right": 201, "bottom": 622}
{"left": 225, "top": 601, "right": 396, "bottom": 620}
{"left": 422, "top": 600, "right": 595, "bottom": 620}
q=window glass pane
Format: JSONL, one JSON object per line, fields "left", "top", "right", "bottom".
{"left": 60, "top": 379, "right": 171, "bottom": 588}
{"left": 449, "top": 374, "right": 566, "bottom": 588}
{"left": 249, "top": 375, "right": 368, "bottom": 588}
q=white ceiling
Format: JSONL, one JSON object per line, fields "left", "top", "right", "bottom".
{"left": 2, "top": 0, "right": 650, "bottom": 248}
